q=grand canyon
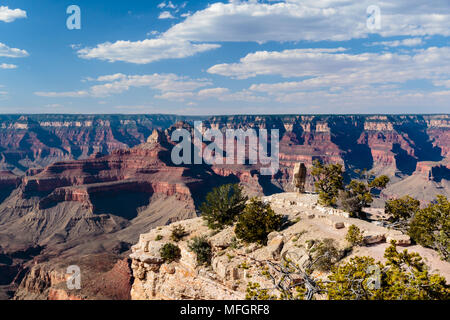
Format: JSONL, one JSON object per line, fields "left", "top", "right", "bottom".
{"left": 0, "top": 114, "right": 449, "bottom": 300}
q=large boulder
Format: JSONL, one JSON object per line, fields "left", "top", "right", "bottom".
{"left": 363, "top": 233, "right": 385, "bottom": 245}
{"left": 386, "top": 234, "right": 411, "bottom": 246}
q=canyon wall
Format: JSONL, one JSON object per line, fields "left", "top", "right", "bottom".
{"left": 0, "top": 114, "right": 448, "bottom": 299}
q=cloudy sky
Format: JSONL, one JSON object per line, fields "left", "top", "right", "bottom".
{"left": 0, "top": 0, "right": 449, "bottom": 115}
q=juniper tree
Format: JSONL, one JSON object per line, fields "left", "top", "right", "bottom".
{"left": 311, "top": 160, "right": 344, "bottom": 207}
{"left": 409, "top": 195, "right": 449, "bottom": 262}
{"left": 235, "top": 198, "right": 283, "bottom": 245}
{"left": 200, "top": 183, "right": 248, "bottom": 230}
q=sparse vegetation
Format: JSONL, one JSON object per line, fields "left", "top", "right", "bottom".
{"left": 188, "top": 236, "right": 212, "bottom": 266}
{"left": 368, "top": 175, "right": 390, "bottom": 190}
{"left": 229, "top": 236, "right": 240, "bottom": 249}
{"left": 385, "top": 196, "right": 421, "bottom": 222}
{"left": 159, "top": 243, "right": 181, "bottom": 263}
{"left": 339, "top": 174, "right": 389, "bottom": 217}
{"left": 306, "top": 239, "right": 342, "bottom": 272}
{"left": 235, "top": 198, "right": 284, "bottom": 245}
{"left": 247, "top": 243, "right": 449, "bottom": 300}
{"left": 326, "top": 243, "right": 450, "bottom": 300}
{"left": 339, "top": 180, "right": 373, "bottom": 217}
{"left": 155, "top": 234, "right": 163, "bottom": 241}
{"left": 311, "top": 161, "right": 389, "bottom": 217}
{"left": 200, "top": 184, "right": 248, "bottom": 230}
{"left": 345, "top": 225, "right": 364, "bottom": 247}
{"left": 311, "top": 160, "right": 344, "bottom": 207}
{"left": 408, "top": 195, "right": 449, "bottom": 262}
{"left": 311, "top": 160, "right": 389, "bottom": 215}
{"left": 170, "top": 225, "right": 188, "bottom": 242}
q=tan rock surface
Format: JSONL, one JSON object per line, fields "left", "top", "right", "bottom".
{"left": 130, "top": 192, "right": 450, "bottom": 300}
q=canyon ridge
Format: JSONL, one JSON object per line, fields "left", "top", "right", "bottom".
{"left": 0, "top": 114, "right": 448, "bottom": 300}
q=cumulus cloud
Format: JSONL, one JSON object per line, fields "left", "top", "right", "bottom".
{"left": 0, "top": 6, "right": 26, "bottom": 23}
{"left": 35, "top": 73, "right": 212, "bottom": 98}
{"left": 155, "top": 91, "right": 196, "bottom": 102}
{"left": 159, "top": 11, "right": 175, "bottom": 19}
{"left": 369, "top": 38, "right": 424, "bottom": 47}
{"left": 164, "top": 0, "right": 450, "bottom": 43}
{"left": 158, "top": 2, "right": 176, "bottom": 10}
{"left": 261, "top": 87, "right": 450, "bottom": 113}
{"left": 197, "top": 87, "right": 230, "bottom": 98}
{"left": 209, "top": 47, "right": 450, "bottom": 89}
{"left": 201, "top": 45, "right": 450, "bottom": 111}
{"left": 77, "top": 38, "right": 220, "bottom": 64}
{"left": 433, "top": 80, "right": 450, "bottom": 88}
{"left": 0, "top": 42, "right": 29, "bottom": 58}
{"left": 156, "top": 87, "right": 268, "bottom": 103}
{"left": 35, "top": 91, "right": 89, "bottom": 98}
{"left": 77, "top": 1, "right": 450, "bottom": 65}
{"left": 0, "top": 63, "right": 17, "bottom": 69}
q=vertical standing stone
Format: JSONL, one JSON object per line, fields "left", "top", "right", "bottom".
{"left": 293, "top": 162, "right": 307, "bottom": 193}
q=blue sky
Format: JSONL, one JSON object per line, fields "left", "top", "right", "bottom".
{"left": 0, "top": 0, "right": 449, "bottom": 115}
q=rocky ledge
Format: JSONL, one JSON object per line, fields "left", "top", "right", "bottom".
{"left": 130, "top": 193, "right": 450, "bottom": 300}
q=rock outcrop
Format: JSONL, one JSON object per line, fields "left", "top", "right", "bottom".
{"left": 129, "top": 193, "right": 450, "bottom": 300}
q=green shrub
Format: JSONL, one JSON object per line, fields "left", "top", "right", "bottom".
{"left": 368, "top": 175, "right": 390, "bottom": 189}
{"left": 408, "top": 195, "right": 449, "bottom": 262}
{"left": 327, "top": 243, "right": 450, "bottom": 300}
{"left": 339, "top": 180, "right": 373, "bottom": 216}
{"left": 170, "top": 225, "right": 188, "bottom": 242}
{"left": 159, "top": 243, "right": 181, "bottom": 263}
{"left": 311, "top": 160, "right": 344, "bottom": 207}
{"left": 307, "top": 239, "right": 341, "bottom": 272}
{"left": 385, "top": 196, "right": 420, "bottom": 222}
{"left": 200, "top": 184, "right": 248, "bottom": 230}
{"left": 247, "top": 243, "right": 449, "bottom": 300}
{"left": 235, "top": 198, "right": 284, "bottom": 245}
{"left": 345, "top": 225, "right": 364, "bottom": 247}
{"left": 188, "top": 236, "right": 212, "bottom": 266}
{"left": 155, "top": 234, "right": 163, "bottom": 241}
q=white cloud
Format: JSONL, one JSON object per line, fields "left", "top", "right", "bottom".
{"left": 158, "top": 1, "right": 177, "bottom": 10}
{"left": 369, "top": 38, "right": 424, "bottom": 47}
{"left": 197, "top": 87, "right": 230, "bottom": 98}
{"left": 164, "top": 1, "right": 450, "bottom": 43}
{"left": 76, "top": 1, "right": 450, "bottom": 65}
{"left": 263, "top": 87, "right": 450, "bottom": 113}
{"left": 35, "top": 91, "right": 89, "bottom": 98}
{"left": 44, "top": 104, "right": 63, "bottom": 108}
{"left": 155, "top": 91, "right": 195, "bottom": 102}
{"left": 159, "top": 11, "right": 175, "bottom": 19}
{"left": 201, "top": 45, "right": 450, "bottom": 111}
{"left": 77, "top": 38, "right": 220, "bottom": 64}
{"left": 156, "top": 87, "right": 268, "bottom": 103}
{"left": 209, "top": 47, "right": 450, "bottom": 88}
{"left": 0, "top": 63, "right": 17, "bottom": 69}
{"left": 0, "top": 42, "right": 29, "bottom": 58}
{"left": 35, "top": 73, "right": 212, "bottom": 98}
{"left": 0, "top": 6, "right": 26, "bottom": 23}
{"left": 433, "top": 80, "right": 450, "bottom": 88}
{"left": 147, "top": 30, "right": 160, "bottom": 37}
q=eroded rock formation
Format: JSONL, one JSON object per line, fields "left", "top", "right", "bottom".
{"left": 129, "top": 193, "right": 450, "bottom": 300}
{"left": 0, "top": 114, "right": 448, "bottom": 299}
